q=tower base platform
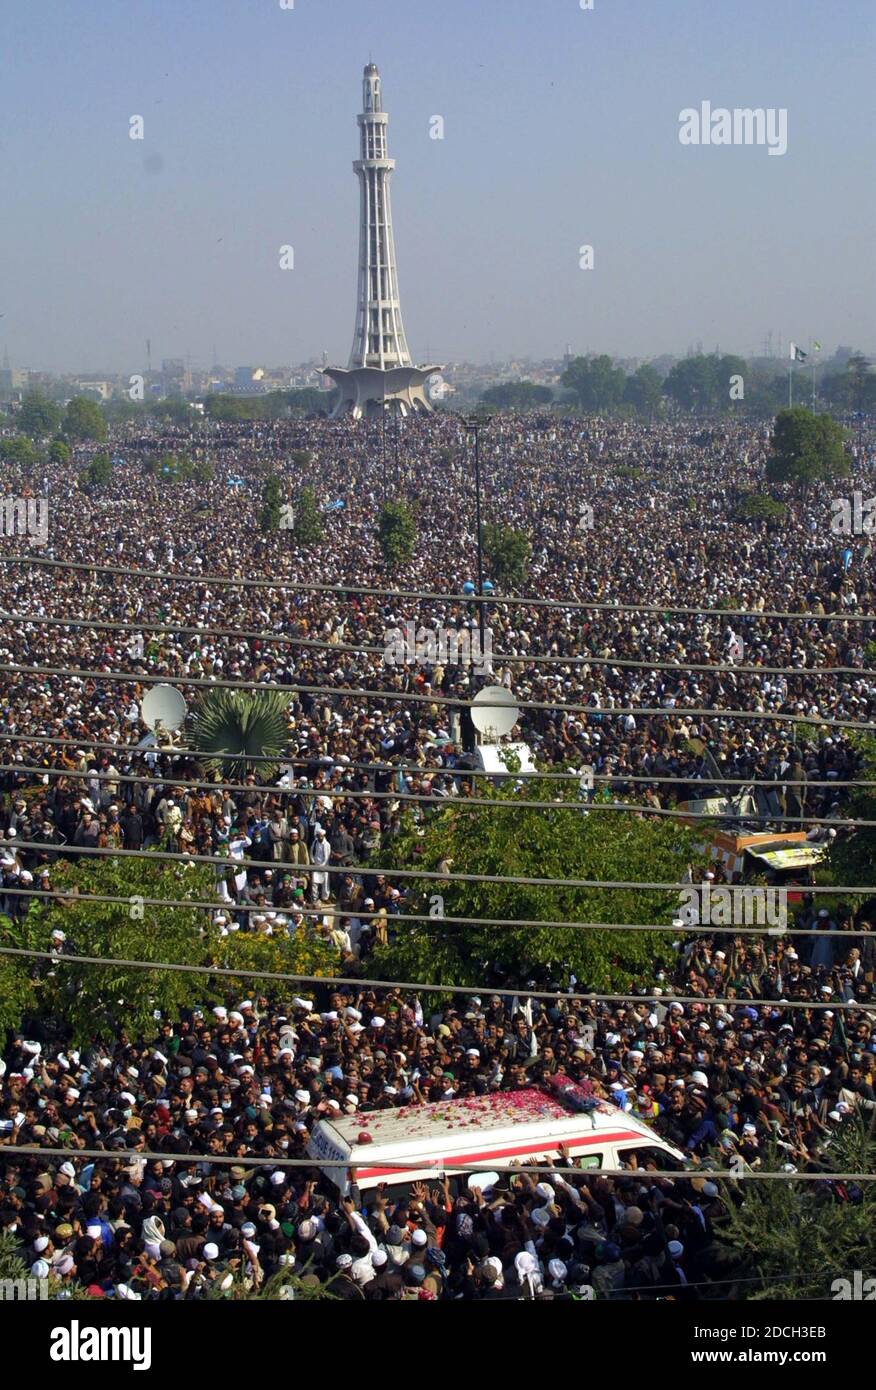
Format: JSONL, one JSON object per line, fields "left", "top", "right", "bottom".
{"left": 324, "top": 365, "right": 443, "bottom": 420}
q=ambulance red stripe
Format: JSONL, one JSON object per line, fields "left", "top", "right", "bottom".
{"left": 355, "top": 1130, "right": 642, "bottom": 1180}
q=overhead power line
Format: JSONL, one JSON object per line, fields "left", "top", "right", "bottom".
{"left": 2, "top": 761, "right": 868, "bottom": 825}
{"left": 2, "top": 731, "right": 873, "bottom": 788}
{"left": 4, "top": 609, "right": 874, "bottom": 679}
{"left": 0, "top": 884, "right": 856, "bottom": 936}
{"left": 3, "top": 662, "right": 874, "bottom": 732}
{"left": 6, "top": 834, "right": 876, "bottom": 893}
{"left": 5, "top": 553, "right": 876, "bottom": 623}
{"left": 4, "top": 1143, "right": 871, "bottom": 1181}
{"left": 0, "top": 945, "right": 869, "bottom": 1010}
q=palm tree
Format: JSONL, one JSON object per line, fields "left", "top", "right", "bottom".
{"left": 192, "top": 689, "right": 290, "bottom": 781}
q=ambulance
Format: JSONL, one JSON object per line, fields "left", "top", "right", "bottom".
{"left": 307, "top": 1085, "right": 687, "bottom": 1197}
{"left": 674, "top": 746, "right": 830, "bottom": 898}
{"left": 677, "top": 808, "right": 828, "bottom": 903}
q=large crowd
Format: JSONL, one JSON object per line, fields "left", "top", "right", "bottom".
{"left": 1, "top": 408, "right": 876, "bottom": 1298}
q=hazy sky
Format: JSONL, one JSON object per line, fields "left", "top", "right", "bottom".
{"left": 2, "top": 0, "right": 873, "bottom": 373}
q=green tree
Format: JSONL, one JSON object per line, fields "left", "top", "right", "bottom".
{"left": 480, "top": 381, "right": 553, "bottom": 410}
{"left": 377, "top": 500, "right": 416, "bottom": 570}
{"left": 288, "top": 388, "right": 334, "bottom": 416}
{"left": 150, "top": 398, "right": 193, "bottom": 426}
{"left": 8, "top": 858, "right": 221, "bottom": 1045}
{"left": 623, "top": 364, "right": 663, "bottom": 417}
{"left": 259, "top": 474, "right": 284, "bottom": 531}
{"left": 0, "top": 435, "right": 39, "bottom": 466}
{"left": 823, "top": 352, "right": 876, "bottom": 413}
{"left": 561, "top": 355, "right": 626, "bottom": 412}
{"left": 743, "top": 368, "right": 788, "bottom": 419}
{"left": 481, "top": 522, "right": 531, "bottom": 588}
{"left": 765, "top": 407, "right": 848, "bottom": 491}
{"left": 0, "top": 952, "right": 37, "bottom": 1037}
{"left": 192, "top": 688, "right": 290, "bottom": 781}
{"left": 827, "top": 733, "right": 876, "bottom": 887}
{"left": 151, "top": 451, "right": 193, "bottom": 482}
{"left": 63, "top": 396, "right": 108, "bottom": 443}
{"left": 48, "top": 438, "right": 71, "bottom": 465}
{"left": 716, "top": 1120, "right": 876, "bottom": 1299}
{"left": 203, "top": 1265, "right": 339, "bottom": 1301}
{"left": 204, "top": 928, "right": 336, "bottom": 999}
{"left": 78, "top": 451, "right": 113, "bottom": 489}
{"left": 662, "top": 354, "right": 724, "bottom": 411}
{"left": 661, "top": 353, "right": 747, "bottom": 412}
{"left": 18, "top": 390, "right": 61, "bottom": 439}
{"left": 843, "top": 353, "right": 876, "bottom": 412}
{"left": 374, "top": 789, "right": 698, "bottom": 991}
{"left": 103, "top": 397, "right": 147, "bottom": 427}
{"left": 204, "top": 394, "right": 252, "bottom": 422}
{"left": 1, "top": 857, "right": 336, "bottom": 1046}
{"left": 90, "top": 452, "right": 113, "bottom": 486}
{"left": 293, "top": 486, "right": 324, "bottom": 544}
{"left": 734, "top": 493, "right": 787, "bottom": 523}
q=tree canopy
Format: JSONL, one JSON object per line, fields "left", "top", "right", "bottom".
{"left": 662, "top": 353, "right": 747, "bottom": 412}
{"left": 765, "top": 407, "right": 848, "bottom": 490}
{"left": 259, "top": 474, "right": 284, "bottom": 531}
{"left": 79, "top": 451, "right": 113, "bottom": 489}
{"left": 0, "top": 435, "right": 39, "bottom": 466}
{"left": 374, "top": 784, "right": 699, "bottom": 991}
{"left": 377, "top": 499, "right": 416, "bottom": 570}
{"left": 622, "top": 364, "right": 664, "bottom": 417}
{"left": 481, "top": 522, "right": 531, "bottom": 589}
{"left": 192, "top": 688, "right": 291, "bottom": 781}
{"left": 0, "top": 855, "right": 335, "bottom": 1044}
{"left": 480, "top": 380, "right": 553, "bottom": 410}
{"left": 561, "top": 354, "right": 626, "bottom": 412}
{"left": 716, "top": 1120, "right": 876, "bottom": 1299}
{"left": 18, "top": 390, "right": 62, "bottom": 438}
{"left": 204, "top": 389, "right": 335, "bottom": 422}
{"left": 292, "top": 486, "right": 324, "bottom": 544}
{"left": 63, "top": 395, "right": 108, "bottom": 442}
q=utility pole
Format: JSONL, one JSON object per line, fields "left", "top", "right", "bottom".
{"left": 462, "top": 417, "right": 487, "bottom": 655}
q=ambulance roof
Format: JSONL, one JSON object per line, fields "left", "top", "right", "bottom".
{"left": 316, "top": 1087, "right": 659, "bottom": 1153}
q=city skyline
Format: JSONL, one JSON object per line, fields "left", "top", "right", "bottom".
{"left": 1, "top": 0, "right": 873, "bottom": 373}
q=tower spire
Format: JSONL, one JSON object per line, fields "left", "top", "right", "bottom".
{"left": 325, "top": 63, "right": 442, "bottom": 420}
{"left": 349, "top": 63, "right": 411, "bottom": 370}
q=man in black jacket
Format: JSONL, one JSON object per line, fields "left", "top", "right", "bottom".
{"left": 123, "top": 807, "right": 145, "bottom": 850}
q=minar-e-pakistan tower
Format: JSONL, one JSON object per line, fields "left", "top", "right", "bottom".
{"left": 326, "top": 64, "right": 441, "bottom": 419}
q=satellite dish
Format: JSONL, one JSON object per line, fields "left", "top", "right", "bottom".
{"left": 470, "top": 686, "right": 520, "bottom": 741}
{"left": 141, "top": 684, "right": 188, "bottom": 732}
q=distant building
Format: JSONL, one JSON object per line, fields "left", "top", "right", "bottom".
{"left": 71, "top": 379, "right": 113, "bottom": 401}
{"left": 0, "top": 367, "right": 28, "bottom": 401}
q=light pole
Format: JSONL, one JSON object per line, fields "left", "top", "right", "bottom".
{"left": 381, "top": 377, "right": 387, "bottom": 505}
{"left": 462, "top": 416, "right": 487, "bottom": 657}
